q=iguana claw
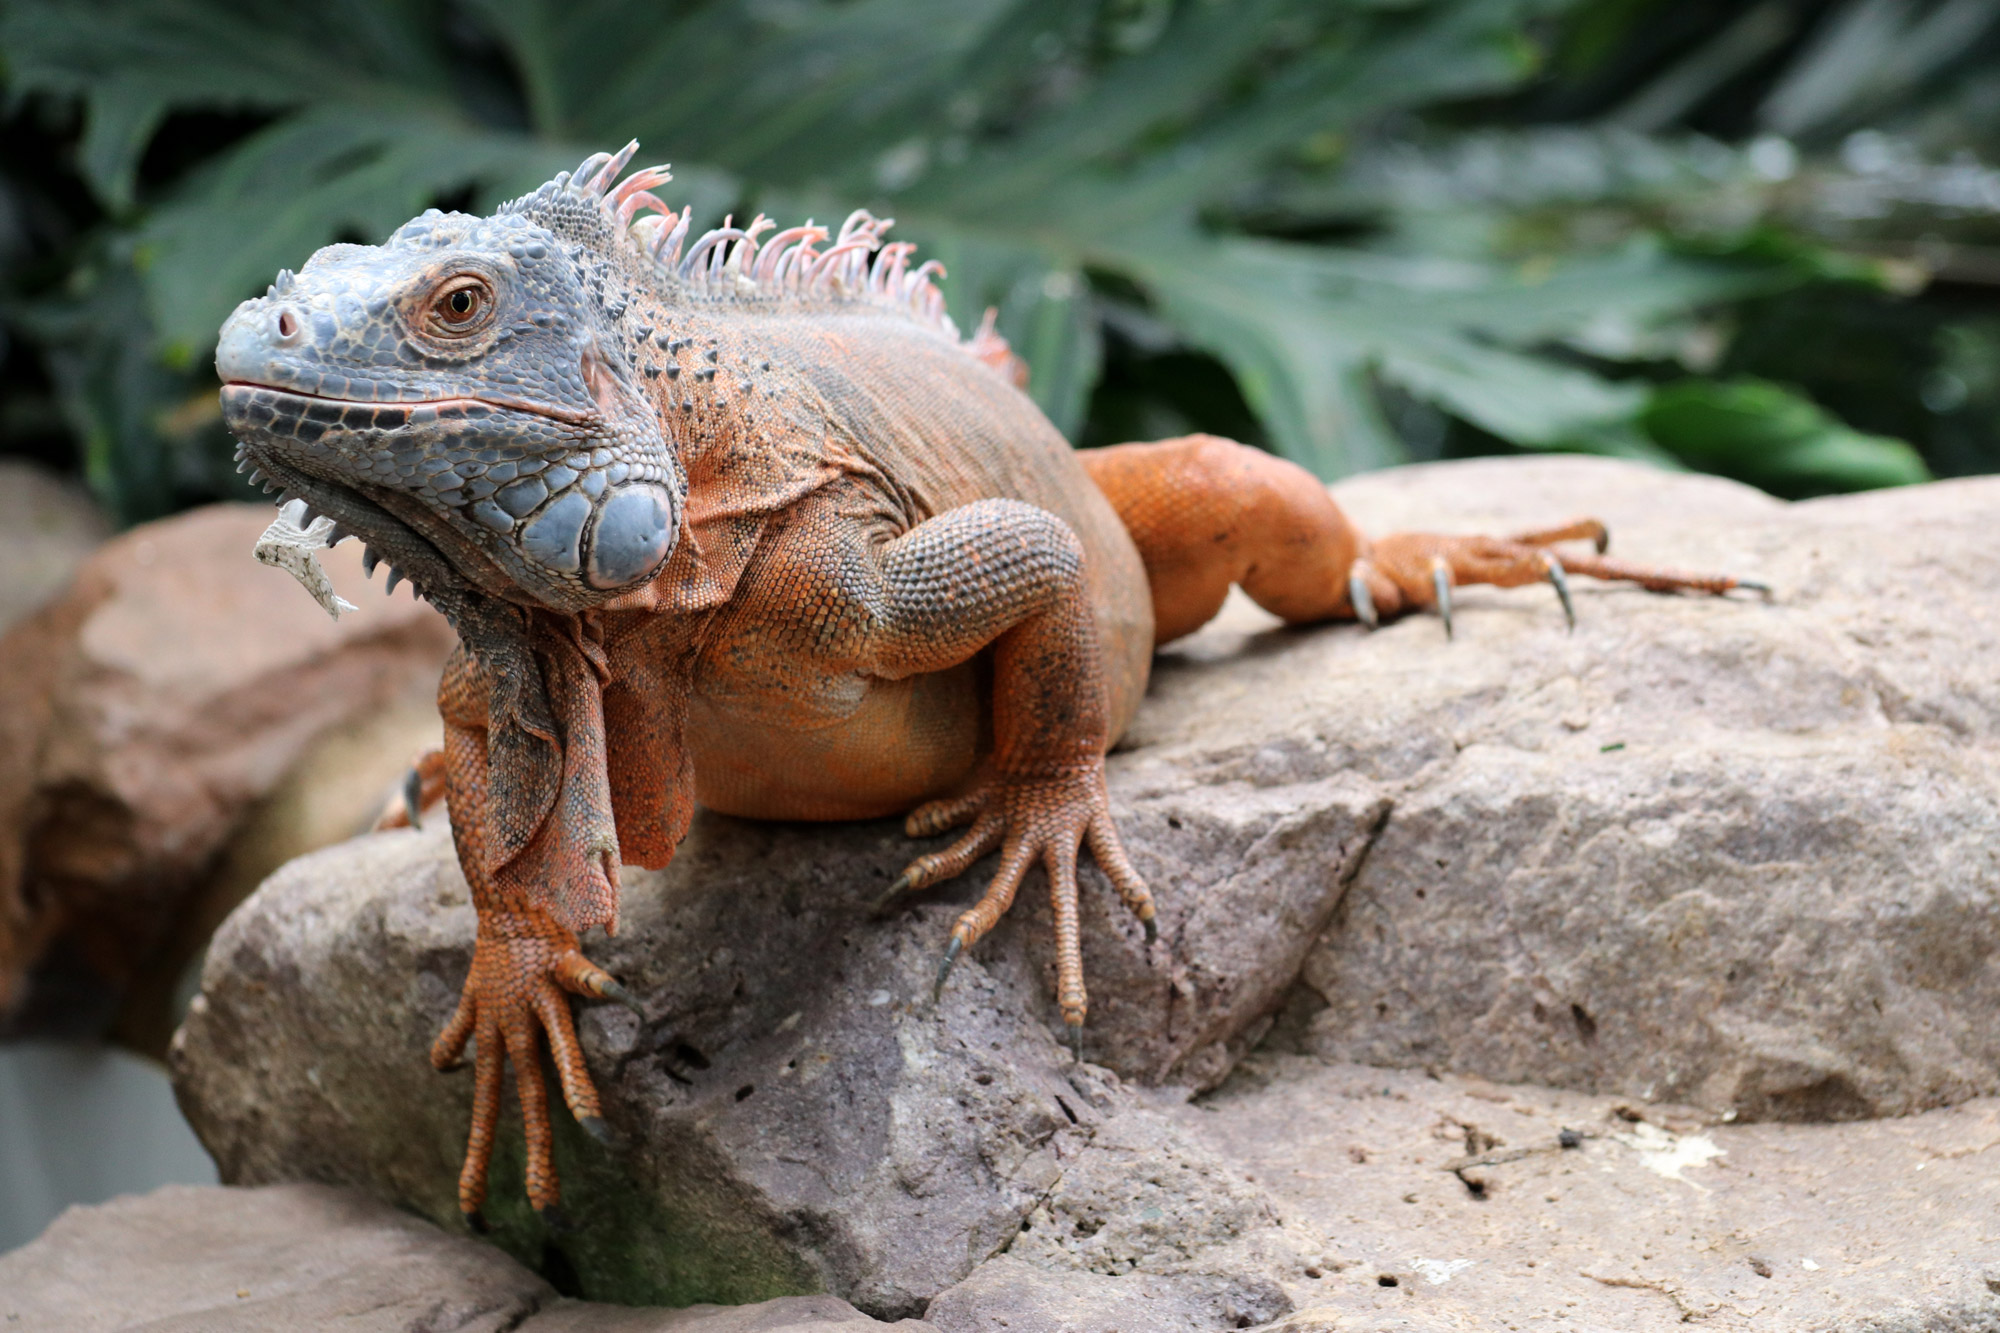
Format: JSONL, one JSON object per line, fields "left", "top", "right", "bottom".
{"left": 933, "top": 936, "right": 963, "bottom": 1003}
{"left": 1546, "top": 557, "right": 1575, "bottom": 631}
{"left": 1348, "top": 569, "right": 1378, "bottom": 629}
{"left": 1431, "top": 558, "right": 1453, "bottom": 640}
{"left": 402, "top": 766, "right": 426, "bottom": 831}
{"left": 872, "top": 870, "right": 916, "bottom": 916}
{"left": 595, "top": 976, "right": 646, "bottom": 1019}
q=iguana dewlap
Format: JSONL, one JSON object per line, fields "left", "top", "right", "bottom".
{"left": 216, "top": 143, "right": 1760, "bottom": 1225}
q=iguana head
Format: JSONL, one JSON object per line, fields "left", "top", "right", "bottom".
{"left": 217, "top": 143, "right": 685, "bottom": 612}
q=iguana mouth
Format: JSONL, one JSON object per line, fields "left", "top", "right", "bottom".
{"left": 222, "top": 381, "right": 600, "bottom": 609}
{"left": 237, "top": 449, "right": 472, "bottom": 605}
{"left": 232, "top": 432, "right": 533, "bottom": 618}
{"left": 220, "top": 381, "right": 602, "bottom": 430}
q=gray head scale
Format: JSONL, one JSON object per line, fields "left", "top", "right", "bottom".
{"left": 216, "top": 144, "right": 684, "bottom": 612}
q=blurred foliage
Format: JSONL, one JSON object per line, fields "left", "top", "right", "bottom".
{"left": 1644, "top": 376, "right": 1931, "bottom": 492}
{"left": 2, "top": 0, "right": 1999, "bottom": 524}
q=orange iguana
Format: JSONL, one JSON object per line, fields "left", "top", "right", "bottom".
{"left": 217, "top": 143, "right": 1761, "bottom": 1226}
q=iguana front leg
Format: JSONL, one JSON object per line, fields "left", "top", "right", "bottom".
{"left": 770, "top": 495, "right": 1154, "bottom": 1054}
{"left": 431, "top": 641, "right": 634, "bottom": 1226}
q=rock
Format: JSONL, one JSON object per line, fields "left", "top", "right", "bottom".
{"left": 0, "top": 502, "right": 453, "bottom": 1040}
{"left": 169, "top": 458, "right": 2000, "bottom": 1323}
{"left": 1168, "top": 1052, "right": 2000, "bottom": 1332}
{"left": 0, "top": 1182, "right": 547, "bottom": 1332}
{"left": 0, "top": 1182, "right": 925, "bottom": 1333}
{"left": 919, "top": 1109, "right": 1298, "bottom": 1331}
{"left": 113, "top": 661, "right": 445, "bottom": 1059}
{"left": 526, "top": 1295, "right": 930, "bottom": 1332}
{"left": 1242, "top": 462, "right": 2000, "bottom": 1120}
{"left": 924, "top": 1257, "right": 1290, "bottom": 1333}
{"left": 0, "top": 461, "right": 111, "bottom": 636}
{"left": 172, "top": 759, "right": 1375, "bottom": 1317}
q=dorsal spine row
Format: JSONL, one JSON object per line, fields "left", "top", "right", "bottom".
{"left": 565, "top": 141, "right": 955, "bottom": 337}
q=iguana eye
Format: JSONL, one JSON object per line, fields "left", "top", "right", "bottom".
{"left": 429, "top": 276, "right": 493, "bottom": 333}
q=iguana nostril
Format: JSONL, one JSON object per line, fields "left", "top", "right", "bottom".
{"left": 276, "top": 309, "right": 298, "bottom": 340}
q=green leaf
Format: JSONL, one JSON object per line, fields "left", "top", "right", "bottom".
{"left": 5, "top": 0, "right": 1890, "bottom": 523}
{"left": 76, "top": 90, "right": 169, "bottom": 214}
{"left": 1643, "top": 378, "right": 1932, "bottom": 496}
{"left": 1114, "top": 230, "right": 1753, "bottom": 473}
{"left": 1119, "top": 232, "right": 1397, "bottom": 473}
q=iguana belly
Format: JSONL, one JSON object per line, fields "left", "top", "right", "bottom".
{"left": 686, "top": 663, "right": 983, "bottom": 821}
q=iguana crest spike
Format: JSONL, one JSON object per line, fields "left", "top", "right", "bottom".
{"left": 501, "top": 142, "right": 962, "bottom": 338}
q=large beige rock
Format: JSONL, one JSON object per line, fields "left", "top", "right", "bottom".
{"left": 0, "top": 503, "right": 453, "bottom": 1040}
{"left": 1170, "top": 1052, "right": 2000, "bottom": 1332}
{"left": 169, "top": 458, "right": 2000, "bottom": 1325}
{"left": 924, "top": 1256, "right": 1290, "bottom": 1333}
{"left": 1240, "top": 462, "right": 2000, "bottom": 1120}
{"left": 0, "top": 1182, "right": 925, "bottom": 1332}
{"left": 0, "top": 461, "right": 110, "bottom": 636}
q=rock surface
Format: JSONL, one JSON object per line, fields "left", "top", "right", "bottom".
{"left": 1241, "top": 462, "right": 2000, "bottom": 1121}
{"left": 19, "top": 1066, "right": 2000, "bottom": 1333}
{"left": 171, "top": 786, "right": 1376, "bottom": 1316}
{"left": 0, "top": 502, "right": 453, "bottom": 1040}
{"left": 0, "top": 461, "right": 110, "bottom": 636}
{"left": 0, "top": 1182, "right": 923, "bottom": 1332}
{"left": 1173, "top": 1053, "right": 2000, "bottom": 1332}
{"left": 924, "top": 1257, "right": 1291, "bottom": 1333}
{"left": 169, "top": 458, "right": 2000, "bottom": 1327}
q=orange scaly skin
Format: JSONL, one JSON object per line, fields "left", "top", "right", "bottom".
{"left": 223, "top": 147, "right": 1763, "bottom": 1223}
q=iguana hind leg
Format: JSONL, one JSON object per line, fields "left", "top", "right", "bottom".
{"left": 1357, "top": 530, "right": 1766, "bottom": 637}
{"left": 1083, "top": 434, "right": 1764, "bottom": 642}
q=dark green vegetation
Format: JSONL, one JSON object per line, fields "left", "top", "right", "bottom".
{"left": 2, "top": 0, "right": 1997, "bottom": 525}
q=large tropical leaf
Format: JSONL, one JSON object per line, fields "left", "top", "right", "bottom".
{"left": 0, "top": 0, "right": 1940, "bottom": 520}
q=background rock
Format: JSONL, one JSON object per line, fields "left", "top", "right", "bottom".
{"left": 169, "top": 458, "right": 2000, "bottom": 1324}
{"left": 0, "top": 1183, "right": 927, "bottom": 1332}
{"left": 0, "top": 502, "right": 452, "bottom": 1043}
{"left": 0, "top": 461, "right": 110, "bottom": 636}
{"left": 0, "top": 1182, "right": 549, "bottom": 1333}
{"left": 924, "top": 1257, "right": 1290, "bottom": 1333}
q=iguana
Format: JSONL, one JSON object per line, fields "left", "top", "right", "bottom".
{"left": 217, "top": 143, "right": 1762, "bottom": 1226}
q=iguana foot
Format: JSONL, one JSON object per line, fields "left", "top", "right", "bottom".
{"left": 1352, "top": 519, "right": 1768, "bottom": 637}
{"left": 432, "top": 907, "right": 636, "bottom": 1220}
{"left": 375, "top": 746, "right": 447, "bottom": 831}
{"left": 891, "top": 764, "right": 1153, "bottom": 1046}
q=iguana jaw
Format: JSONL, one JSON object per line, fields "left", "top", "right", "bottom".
{"left": 222, "top": 379, "right": 629, "bottom": 612}
{"left": 221, "top": 381, "right": 605, "bottom": 429}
